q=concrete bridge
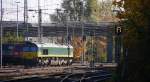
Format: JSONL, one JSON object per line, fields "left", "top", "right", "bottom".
{"left": 2, "top": 21, "right": 114, "bottom": 36}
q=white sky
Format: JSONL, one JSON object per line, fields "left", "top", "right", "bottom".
{"left": 2, "top": 0, "right": 63, "bottom": 23}
{"left": 2, "top": 0, "right": 115, "bottom": 23}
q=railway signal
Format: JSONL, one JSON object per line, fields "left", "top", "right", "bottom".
{"left": 116, "top": 26, "right": 122, "bottom": 35}
{"left": 115, "top": 26, "right": 123, "bottom": 63}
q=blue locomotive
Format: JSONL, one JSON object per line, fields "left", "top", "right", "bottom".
{"left": 2, "top": 41, "right": 73, "bottom": 66}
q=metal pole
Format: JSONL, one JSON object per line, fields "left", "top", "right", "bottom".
{"left": 81, "top": 0, "right": 85, "bottom": 64}
{"left": 39, "top": 9, "right": 42, "bottom": 42}
{"left": 38, "top": 0, "right": 42, "bottom": 43}
{"left": 66, "top": 11, "right": 70, "bottom": 65}
{"left": 16, "top": 2, "right": 20, "bottom": 39}
{"left": 38, "top": 0, "right": 40, "bottom": 42}
{"left": 91, "top": 32, "right": 94, "bottom": 69}
{"left": 93, "top": 31, "right": 95, "bottom": 68}
{"left": 24, "top": 0, "right": 28, "bottom": 41}
{"left": 0, "top": 0, "right": 3, "bottom": 68}
{"left": 17, "top": 2, "right": 18, "bottom": 38}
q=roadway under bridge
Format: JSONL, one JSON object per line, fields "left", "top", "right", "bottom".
{"left": 1, "top": 21, "right": 116, "bottom": 63}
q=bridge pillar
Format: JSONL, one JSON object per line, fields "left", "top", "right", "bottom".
{"left": 107, "top": 32, "right": 113, "bottom": 63}
{"left": 115, "top": 35, "right": 123, "bottom": 63}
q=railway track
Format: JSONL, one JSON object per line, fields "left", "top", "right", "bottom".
{"left": 1, "top": 73, "right": 68, "bottom": 82}
{"left": 60, "top": 70, "right": 112, "bottom": 82}
{"left": 1, "top": 69, "right": 112, "bottom": 82}
{"left": 0, "top": 64, "right": 113, "bottom": 82}
{"left": 0, "top": 66, "right": 67, "bottom": 81}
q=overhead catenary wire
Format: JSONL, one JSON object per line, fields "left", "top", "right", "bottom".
{"left": 2, "top": 0, "right": 24, "bottom": 21}
{"left": 2, "top": 0, "right": 61, "bottom": 23}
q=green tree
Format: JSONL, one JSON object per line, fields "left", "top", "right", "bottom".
{"left": 85, "top": 0, "right": 114, "bottom": 22}
{"left": 3, "top": 32, "right": 24, "bottom": 43}
{"left": 51, "top": 0, "right": 114, "bottom": 23}
{"left": 85, "top": 0, "right": 101, "bottom": 22}
{"left": 50, "top": 0, "right": 83, "bottom": 23}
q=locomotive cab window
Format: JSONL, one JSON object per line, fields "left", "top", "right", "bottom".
{"left": 42, "top": 49, "right": 48, "bottom": 55}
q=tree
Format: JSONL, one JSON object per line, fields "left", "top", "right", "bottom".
{"left": 114, "top": 0, "right": 150, "bottom": 82}
{"left": 50, "top": 0, "right": 114, "bottom": 23}
{"left": 50, "top": 14, "right": 60, "bottom": 23}
{"left": 85, "top": 0, "right": 115, "bottom": 22}
{"left": 72, "top": 37, "right": 84, "bottom": 60}
{"left": 3, "top": 32, "right": 24, "bottom": 43}
{"left": 61, "top": 0, "right": 83, "bottom": 21}
{"left": 85, "top": 0, "right": 101, "bottom": 22}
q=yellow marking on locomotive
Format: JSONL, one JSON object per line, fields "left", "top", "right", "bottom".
{"left": 23, "top": 52, "right": 37, "bottom": 59}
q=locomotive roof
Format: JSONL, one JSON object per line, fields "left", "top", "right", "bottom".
{"left": 2, "top": 41, "right": 73, "bottom": 48}
{"left": 33, "top": 42, "right": 73, "bottom": 48}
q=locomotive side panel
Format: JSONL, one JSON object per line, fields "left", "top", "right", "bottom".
{"left": 37, "top": 47, "right": 73, "bottom": 58}
{"left": 22, "top": 46, "right": 38, "bottom": 59}
{"left": 35, "top": 43, "right": 74, "bottom": 66}
{"left": 2, "top": 44, "right": 15, "bottom": 65}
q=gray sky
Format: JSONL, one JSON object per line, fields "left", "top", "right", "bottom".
{"left": 2, "top": 0, "right": 62, "bottom": 23}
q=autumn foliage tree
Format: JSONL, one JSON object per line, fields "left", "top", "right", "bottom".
{"left": 72, "top": 37, "right": 84, "bottom": 60}
{"left": 114, "top": 0, "right": 150, "bottom": 82}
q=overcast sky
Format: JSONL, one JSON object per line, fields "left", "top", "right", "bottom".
{"left": 2, "top": 0, "right": 62, "bottom": 23}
